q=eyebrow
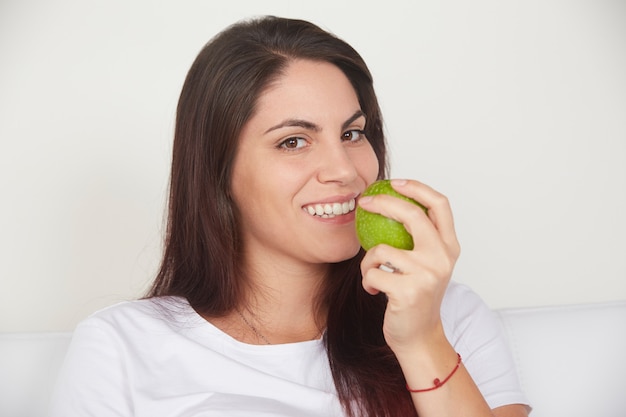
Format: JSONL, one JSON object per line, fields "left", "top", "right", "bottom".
{"left": 263, "top": 110, "right": 366, "bottom": 135}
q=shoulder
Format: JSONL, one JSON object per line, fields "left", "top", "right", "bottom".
{"left": 72, "top": 296, "right": 199, "bottom": 345}
{"left": 62, "top": 297, "right": 208, "bottom": 376}
{"left": 86, "top": 296, "right": 194, "bottom": 321}
{"left": 440, "top": 281, "right": 502, "bottom": 353}
{"left": 440, "top": 282, "right": 529, "bottom": 409}
{"left": 441, "top": 281, "right": 494, "bottom": 325}
{"left": 51, "top": 297, "right": 196, "bottom": 416}
{"left": 442, "top": 280, "right": 486, "bottom": 308}
{"left": 79, "top": 297, "right": 164, "bottom": 325}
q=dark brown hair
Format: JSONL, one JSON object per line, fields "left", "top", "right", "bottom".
{"left": 148, "top": 16, "right": 416, "bottom": 417}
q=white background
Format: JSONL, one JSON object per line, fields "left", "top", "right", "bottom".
{"left": 1, "top": 0, "right": 625, "bottom": 332}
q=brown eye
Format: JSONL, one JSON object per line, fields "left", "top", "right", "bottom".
{"left": 279, "top": 137, "right": 306, "bottom": 150}
{"left": 342, "top": 130, "right": 365, "bottom": 142}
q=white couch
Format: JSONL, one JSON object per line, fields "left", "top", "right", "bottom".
{"left": 1, "top": 300, "right": 625, "bottom": 417}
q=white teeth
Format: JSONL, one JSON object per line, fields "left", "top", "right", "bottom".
{"left": 304, "top": 198, "right": 356, "bottom": 217}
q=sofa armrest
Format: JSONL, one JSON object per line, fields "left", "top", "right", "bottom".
{"left": 0, "top": 333, "right": 72, "bottom": 417}
{"left": 495, "top": 301, "right": 626, "bottom": 417}
{"left": 2, "top": 302, "right": 625, "bottom": 417}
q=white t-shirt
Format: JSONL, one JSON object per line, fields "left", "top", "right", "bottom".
{"left": 49, "top": 282, "right": 528, "bottom": 416}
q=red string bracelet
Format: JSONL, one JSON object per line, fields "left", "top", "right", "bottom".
{"left": 406, "top": 353, "right": 462, "bottom": 393}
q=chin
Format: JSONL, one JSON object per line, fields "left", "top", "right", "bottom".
{"left": 322, "top": 242, "right": 362, "bottom": 263}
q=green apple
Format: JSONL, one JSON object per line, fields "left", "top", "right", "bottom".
{"left": 355, "top": 179, "right": 427, "bottom": 251}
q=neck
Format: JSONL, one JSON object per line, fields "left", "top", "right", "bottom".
{"left": 236, "top": 252, "right": 329, "bottom": 344}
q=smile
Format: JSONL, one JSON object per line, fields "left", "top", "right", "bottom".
{"left": 303, "top": 198, "right": 356, "bottom": 218}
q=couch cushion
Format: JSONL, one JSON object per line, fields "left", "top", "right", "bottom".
{"left": 2, "top": 302, "right": 625, "bottom": 417}
{"left": 0, "top": 333, "right": 72, "bottom": 417}
{"left": 496, "top": 301, "right": 626, "bottom": 417}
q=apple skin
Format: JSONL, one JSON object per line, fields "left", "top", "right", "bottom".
{"left": 355, "top": 179, "right": 427, "bottom": 251}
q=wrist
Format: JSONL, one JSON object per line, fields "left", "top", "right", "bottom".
{"left": 387, "top": 320, "right": 448, "bottom": 360}
{"left": 393, "top": 334, "right": 459, "bottom": 393}
{"left": 406, "top": 352, "right": 462, "bottom": 393}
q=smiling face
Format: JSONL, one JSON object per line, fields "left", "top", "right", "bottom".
{"left": 230, "top": 59, "right": 379, "bottom": 271}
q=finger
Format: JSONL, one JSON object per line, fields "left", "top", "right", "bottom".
{"left": 361, "top": 244, "right": 411, "bottom": 274}
{"left": 379, "top": 262, "right": 400, "bottom": 274}
{"left": 390, "top": 179, "right": 459, "bottom": 253}
{"left": 362, "top": 258, "right": 434, "bottom": 301}
{"left": 358, "top": 192, "right": 440, "bottom": 251}
{"left": 361, "top": 262, "right": 400, "bottom": 295}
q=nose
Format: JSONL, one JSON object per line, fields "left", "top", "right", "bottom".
{"left": 317, "top": 141, "right": 359, "bottom": 184}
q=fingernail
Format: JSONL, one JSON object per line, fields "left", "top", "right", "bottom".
{"left": 391, "top": 179, "right": 407, "bottom": 186}
{"left": 359, "top": 196, "right": 373, "bottom": 205}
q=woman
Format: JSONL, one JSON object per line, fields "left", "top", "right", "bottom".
{"left": 50, "top": 16, "right": 530, "bottom": 417}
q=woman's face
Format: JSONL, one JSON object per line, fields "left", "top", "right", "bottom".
{"left": 230, "top": 59, "right": 379, "bottom": 269}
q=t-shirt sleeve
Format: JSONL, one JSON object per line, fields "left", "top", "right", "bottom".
{"left": 441, "top": 282, "right": 530, "bottom": 410}
{"left": 48, "top": 317, "right": 133, "bottom": 417}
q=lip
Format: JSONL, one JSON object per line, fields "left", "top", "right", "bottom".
{"left": 302, "top": 193, "right": 359, "bottom": 207}
{"left": 301, "top": 193, "right": 360, "bottom": 224}
{"left": 305, "top": 208, "right": 357, "bottom": 225}
{"left": 323, "top": 209, "right": 356, "bottom": 224}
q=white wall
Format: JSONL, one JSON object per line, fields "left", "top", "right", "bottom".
{"left": 1, "top": 0, "right": 624, "bottom": 332}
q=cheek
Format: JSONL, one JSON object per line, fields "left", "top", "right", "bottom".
{"left": 361, "top": 145, "right": 381, "bottom": 184}
{"left": 230, "top": 154, "right": 261, "bottom": 219}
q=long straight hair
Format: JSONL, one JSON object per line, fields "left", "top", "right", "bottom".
{"left": 148, "top": 16, "right": 417, "bottom": 417}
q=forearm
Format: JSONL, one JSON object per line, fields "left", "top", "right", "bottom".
{"left": 396, "top": 337, "right": 493, "bottom": 417}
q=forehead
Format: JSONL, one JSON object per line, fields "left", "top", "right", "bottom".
{"left": 251, "top": 59, "right": 361, "bottom": 124}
